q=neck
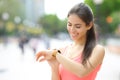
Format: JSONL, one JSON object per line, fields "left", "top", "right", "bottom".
{"left": 73, "top": 36, "right": 86, "bottom": 47}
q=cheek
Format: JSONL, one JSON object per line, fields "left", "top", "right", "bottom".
{"left": 67, "top": 26, "right": 70, "bottom": 32}
{"left": 78, "top": 28, "right": 87, "bottom": 35}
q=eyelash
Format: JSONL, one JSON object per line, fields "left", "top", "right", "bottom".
{"left": 68, "top": 24, "right": 71, "bottom": 26}
{"left": 67, "top": 24, "right": 81, "bottom": 28}
{"left": 76, "top": 26, "right": 80, "bottom": 28}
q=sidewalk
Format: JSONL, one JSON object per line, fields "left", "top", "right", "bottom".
{"left": 0, "top": 42, "right": 51, "bottom": 80}
{"left": 0, "top": 41, "right": 120, "bottom": 80}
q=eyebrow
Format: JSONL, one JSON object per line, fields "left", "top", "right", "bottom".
{"left": 67, "top": 21, "right": 82, "bottom": 26}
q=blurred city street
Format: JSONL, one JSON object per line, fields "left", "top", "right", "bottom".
{"left": 0, "top": 0, "right": 120, "bottom": 80}
{"left": 0, "top": 38, "right": 120, "bottom": 80}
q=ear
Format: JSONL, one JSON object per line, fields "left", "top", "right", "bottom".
{"left": 86, "top": 21, "right": 93, "bottom": 30}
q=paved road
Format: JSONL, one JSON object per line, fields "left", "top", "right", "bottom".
{"left": 0, "top": 40, "right": 120, "bottom": 80}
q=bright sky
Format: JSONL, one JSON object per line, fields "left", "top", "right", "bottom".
{"left": 45, "top": 0, "right": 84, "bottom": 20}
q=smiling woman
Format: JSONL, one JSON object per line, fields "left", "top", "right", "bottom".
{"left": 36, "top": 2, "right": 105, "bottom": 80}
{"left": 45, "top": 0, "right": 84, "bottom": 20}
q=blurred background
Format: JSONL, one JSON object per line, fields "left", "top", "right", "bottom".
{"left": 0, "top": 0, "right": 120, "bottom": 80}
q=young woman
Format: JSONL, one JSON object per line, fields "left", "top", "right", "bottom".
{"left": 36, "top": 3, "right": 105, "bottom": 80}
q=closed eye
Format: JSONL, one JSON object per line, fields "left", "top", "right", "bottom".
{"left": 75, "top": 25, "right": 81, "bottom": 28}
{"left": 67, "top": 22, "right": 72, "bottom": 26}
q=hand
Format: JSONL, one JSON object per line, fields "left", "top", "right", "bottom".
{"left": 35, "top": 50, "right": 59, "bottom": 68}
{"left": 35, "top": 50, "right": 54, "bottom": 62}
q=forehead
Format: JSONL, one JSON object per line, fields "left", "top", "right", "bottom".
{"left": 67, "top": 14, "right": 85, "bottom": 24}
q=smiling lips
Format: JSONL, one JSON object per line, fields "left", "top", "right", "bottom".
{"left": 71, "top": 33, "right": 79, "bottom": 38}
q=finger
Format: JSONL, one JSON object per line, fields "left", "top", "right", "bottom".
{"left": 36, "top": 51, "right": 46, "bottom": 61}
{"left": 36, "top": 53, "right": 41, "bottom": 61}
{"left": 36, "top": 51, "right": 44, "bottom": 57}
{"left": 39, "top": 57, "right": 46, "bottom": 62}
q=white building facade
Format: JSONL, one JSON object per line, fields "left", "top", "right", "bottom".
{"left": 22, "top": 0, "right": 45, "bottom": 24}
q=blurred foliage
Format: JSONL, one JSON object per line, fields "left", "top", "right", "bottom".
{"left": 0, "top": 0, "right": 43, "bottom": 37}
{"left": 38, "top": 14, "right": 67, "bottom": 36}
{"left": 0, "top": 0, "right": 25, "bottom": 36}
{"left": 0, "top": 0, "right": 25, "bottom": 21}
{"left": 26, "top": 26, "right": 43, "bottom": 36}
{"left": 85, "top": 0, "right": 120, "bottom": 35}
{"left": 99, "top": 0, "right": 120, "bottom": 16}
{"left": 109, "top": 11, "right": 120, "bottom": 32}
{"left": 84, "top": 0, "right": 96, "bottom": 15}
{"left": 1, "top": 0, "right": 120, "bottom": 37}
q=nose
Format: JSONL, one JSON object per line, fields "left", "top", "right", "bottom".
{"left": 70, "top": 26, "right": 76, "bottom": 32}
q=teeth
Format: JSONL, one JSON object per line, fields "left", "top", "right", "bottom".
{"left": 71, "top": 34, "right": 74, "bottom": 36}
{"left": 72, "top": 34, "right": 76, "bottom": 36}
{"left": 71, "top": 35, "right": 76, "bottom": 37}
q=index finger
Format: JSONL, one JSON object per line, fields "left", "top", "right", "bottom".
{"left": 35, "top": 51, "right": 46, "bottom": 61}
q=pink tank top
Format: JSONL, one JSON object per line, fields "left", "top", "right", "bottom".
{"left": 59, "top": 46, "right": 101, "bottom": 80}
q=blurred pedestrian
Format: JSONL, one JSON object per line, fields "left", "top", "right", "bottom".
{"left": 36, "top": 3, "right": 105, "bottom": 80}
{"left": 29, "top": 38, "right": 38, "bottom": 54}
{"left": 18, "top": 36, "right": 29, "bottom": 55}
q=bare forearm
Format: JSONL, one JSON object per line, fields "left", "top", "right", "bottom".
{"left": 51, "top": 68, "right": 61, "bottom": 80}
{"left": 56, "top": 53, "right": 88, "bottom": 77}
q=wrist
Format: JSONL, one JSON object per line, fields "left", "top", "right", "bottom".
{"left": 52, "top": 49, "right": 61, "bottom": 57}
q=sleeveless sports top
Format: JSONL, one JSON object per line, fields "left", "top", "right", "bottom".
{"left": 59, "top": 46, "right": 101, "bottom": 80}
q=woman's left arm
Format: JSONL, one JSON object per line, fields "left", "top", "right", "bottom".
{"left": 56, "top": 45, "right": 105, "bottom": 77}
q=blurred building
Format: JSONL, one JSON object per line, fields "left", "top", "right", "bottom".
{"left": 21, "top": 0, "right": 45, "bottom": 24}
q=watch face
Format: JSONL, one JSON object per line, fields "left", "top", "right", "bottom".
{"left": 58, "top": 50, "right": 61, "bottom": 53}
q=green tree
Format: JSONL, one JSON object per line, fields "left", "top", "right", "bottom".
{"left": 84, "top": 0, "right": 96, "bottom": 15}
{"left": 109, "top": 11, "right": 120, "bottom": 32}
{"left": 38, "top": 14, "right": 67, "bottom": 36}
{"left": 0, "top": 0, "right": 25, "bottom": 21}
{"left": 85, "top": 0, "right": 120, "bottom": 34}
{"left": 0, "top": 0, "right": 25, "bottom": 36}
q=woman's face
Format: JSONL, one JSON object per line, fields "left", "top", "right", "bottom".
{"left": 67, "top": 14, "right": 91, "bottom": 41}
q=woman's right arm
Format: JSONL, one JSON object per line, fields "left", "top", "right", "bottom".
{"left": 51, "top": 66, "right": 61, "bottom": 80}
{"left": 36, "top": 50, "right": 61, "bottom": 80}
{"left": 51, "top": 47, "right": 67, "bottom": 80}
{"left": 46, "top": 56, "right": 61, "bottom": 80}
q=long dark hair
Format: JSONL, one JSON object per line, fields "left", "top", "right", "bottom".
{"left": 67, "top": 3, "right": 96, "bottom": 64}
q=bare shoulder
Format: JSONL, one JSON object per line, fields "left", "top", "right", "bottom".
{"left": 89, "top": 44, "right": 105, "bottom": 67}
{"left": 93, "top": 44, "right": 105, "bottom": 54}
